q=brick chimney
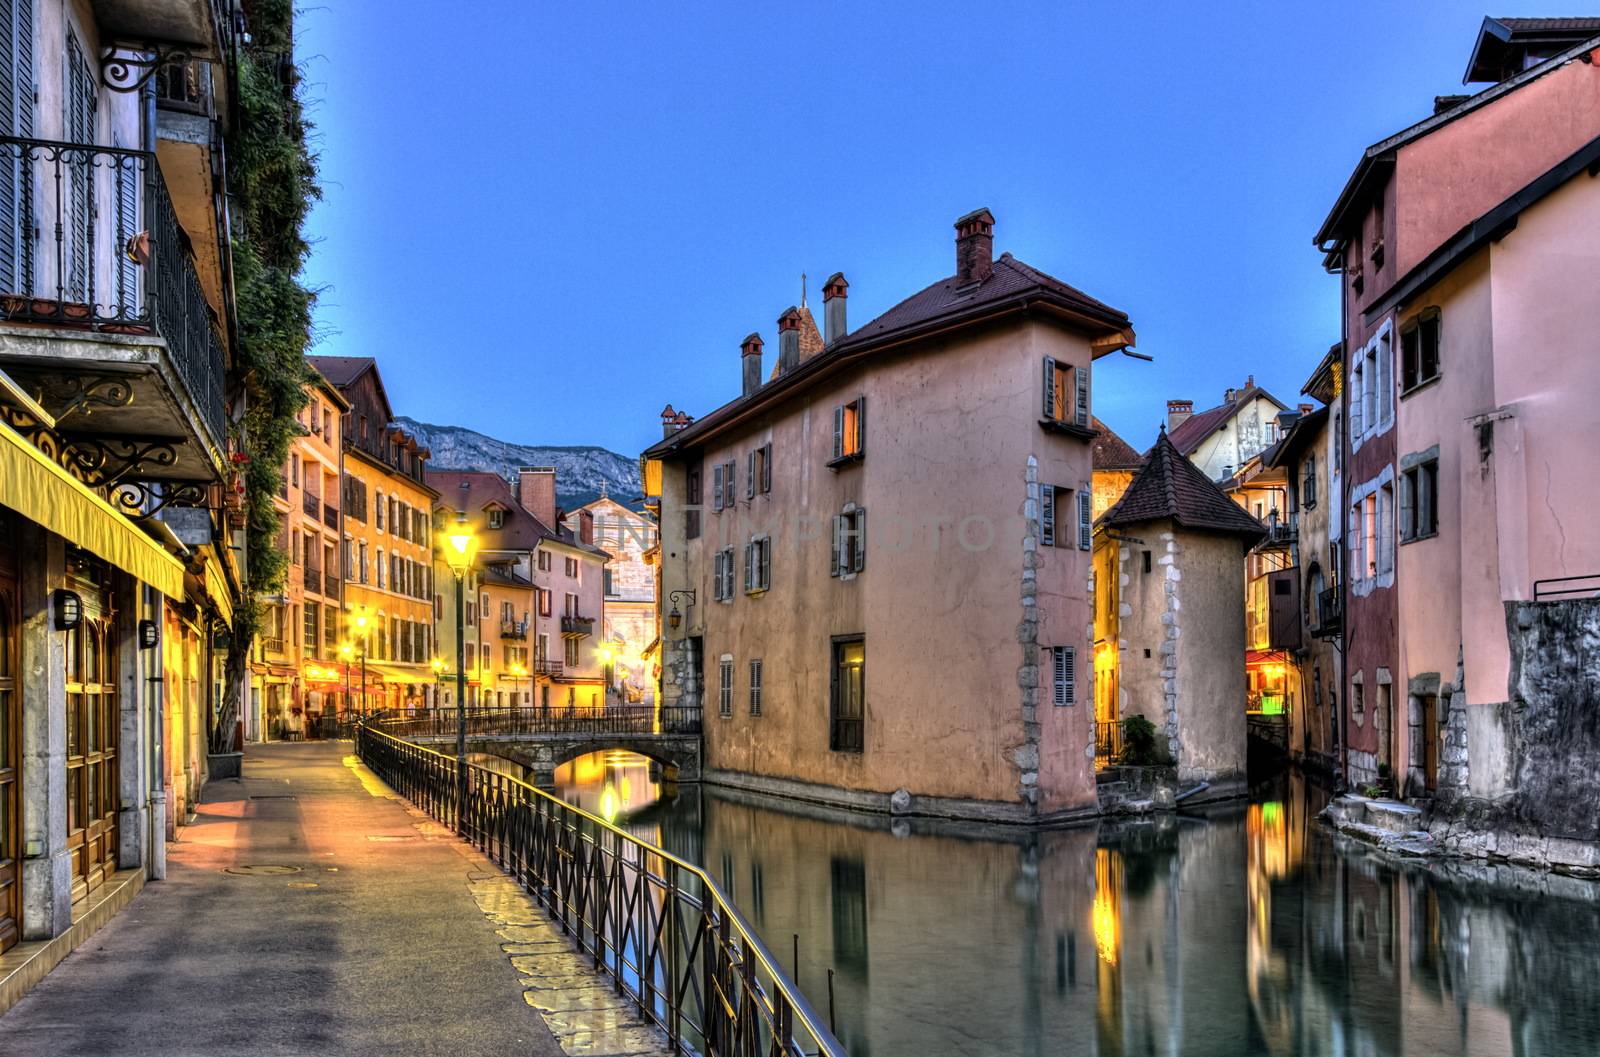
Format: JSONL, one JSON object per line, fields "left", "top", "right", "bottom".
{"left": 1167, "top": 400, "right": 1193, "bottom": 431}
{"left": 777, "top": 307, "right": 801, "bottom": 374}
{"left": 740, "top": 333, "right": 763, "bottom": 397}
{"left": 954, "top": 208, "right": 995, "bottom": 286}
{"left": 823, "top": 272, "right": 848, "bottom": 345}
{"left": 578, "top": 508, "right": 594, "bottom": 545}
{"left": 1298, "top": 402, "right": 1314, "bottom": 416}
{"left": 517, "top": 466, "right": 557, "bottom": 527}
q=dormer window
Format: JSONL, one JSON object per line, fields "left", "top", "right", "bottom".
{"left": 487, "top": 508, "right": 505, "bottom": 529}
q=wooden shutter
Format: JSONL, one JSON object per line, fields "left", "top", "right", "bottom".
{"left": 1, "top": 0, "right": 33, "bottom": 289}
{"left": 1040, "top": 486, "right": 1055, "bottom": 547}
{"left": 749, "top": 659, "right": 762, "bottom": 716}
{"left": 1053, "top": 646, "right": 1075, "bottom": 706}
{"left": 1075, "top": 364, "right": 1090, "bottom": 426}
{"left": 855, "top": 396, "right": 866, "bottom": 456}
{"left": 759, "top": 538, "right": 770, "bottom": 589}
{"left": 760, "top": 443, "right": 772, "bottom": 493}
{"left": 65, "top": 31, "right": 95, "bottom": 303}
{"left": 724, "top": 460, "right": 735, "bottom": 508}
{"left": 832, "top": 405, "right": 844, "bottom": 460}
{"left": 1078, "top": 490, "right": 1093, "bottom": 550}
{"left": 1399, "top": 471, "right": 1415, "bottom": 541}
{"left": 830, "top": 515, "right": 841, "bottom": 577}
{"left": 712, "top": 464, "right": 724, "bottom": 511}
{"left": 746, "top": 451, "right": 756, "bottom": 499}
{"left": 1042, "top": 357, "right": 1056, "bottom": 420}
{"left": 713, "top": 550, "right": 725, "bottom": 600}
{"left": 852, "top": 510, "right": 866, "bottom": 573}
{"left": 743, "top": 541, "right": 753, "bottom": 592}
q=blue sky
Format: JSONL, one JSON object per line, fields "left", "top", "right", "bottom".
{"left": 298, "top": 2, "right": 1559, "bottom": 457}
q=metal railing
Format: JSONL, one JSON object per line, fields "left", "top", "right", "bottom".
{"left": 533, "top": 657, "right": 564, "bottom": 677}
{"left": 374, "top": 705, "right": 703, "bottom": 739}
{"left": 355, "top": 723, "right": 843, "bottom": 1057}
{"left": 0, "top": 136, "right": 227, "bottom": 443}
{"left": 303, "top": 490, "right": 321, "bottom": 517}
{"left": 1095, "top": 721, "right": 1123, "bottom": 761}
{"left": 303, "top": 564, "right": 322, "bottom": 592}
{"left": 561, "top": 615, "right": 595, "bottom": 637}
{"left": 1533, "top": 573, "right": 1600, "bottom": 601}
{"left": 323, "top": 502, "right": 338, "bottom": 529}
{"left": 501, "top": 619, "right": 529, "bottom": 640}
{"left": 324, "top": 572, "right": 340, "bottom": 597}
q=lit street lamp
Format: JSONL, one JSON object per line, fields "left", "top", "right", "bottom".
{"left": 339, "top": 641, "right": 355, "bottom": 730}
{"left": 346, "top": 606, "right": 372, "bottom": 721}
{"left": 441, "top": 513, "right": 480, "bottom": 812}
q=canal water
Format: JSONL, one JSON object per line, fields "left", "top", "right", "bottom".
{"left": 537, "top": 750, "right": 1600, "bottom": 1057}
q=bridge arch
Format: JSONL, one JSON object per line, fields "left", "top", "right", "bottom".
{"left": 458, "top": 732, "right": 701, "bottom": 787}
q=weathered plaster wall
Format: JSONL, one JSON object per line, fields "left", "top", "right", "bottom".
{"left": 1170, "top": 531, "right": 1249, "bottom": 794}
{"left": 663, "top": 318, "right": 1098, "bottom": 820}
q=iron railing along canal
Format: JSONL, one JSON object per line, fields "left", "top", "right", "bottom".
{"left": 355, "top": 723, "right": 845, "bottom": 1057}
{"left": 375, "top": 704, "right": 703, "bottom": 739}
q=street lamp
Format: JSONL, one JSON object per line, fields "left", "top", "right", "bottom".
{"left": 347, "top": 607, "right": 372, "bottom": 721}
{"left": 440, "top": 513, "right": 480, "bottom": 813}
{"left": 594, "top": 642, "right": 617, "bottom": 708}
{"left": 338, "top": 641, "right": 355, "bottom": 730}
{"left": 667, "top": 589, "right": 696, "bottom": 631}
{"left": 508, "top": 662, "right": 528, "bottom": 707}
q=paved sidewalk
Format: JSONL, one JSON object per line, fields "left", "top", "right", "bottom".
{"left": 0, "top": 741, "right": 570, "bottom": 1057}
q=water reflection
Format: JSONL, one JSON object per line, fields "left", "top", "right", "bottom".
{"left": 506, "top": 752, "right": 1600, "bottom": 1057}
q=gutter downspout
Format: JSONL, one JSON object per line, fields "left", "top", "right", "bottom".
{"left": 146, "top": 585, "right": 168, "bottom": 880}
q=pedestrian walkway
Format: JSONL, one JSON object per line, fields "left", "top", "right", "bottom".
{"left": 0, "top": 741, "right": 667, "bottom": 1057}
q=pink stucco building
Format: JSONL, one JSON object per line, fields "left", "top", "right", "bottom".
{"left": 1315, "top": 16, "right": 1600, "bottom": 794}
{"left": 644, "top": 209, "right": 1137, "bottom": 823}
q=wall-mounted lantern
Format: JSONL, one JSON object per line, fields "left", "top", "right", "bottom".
{"left": 666, "top": 589, "right": 696, "bottom": 631}
{"left": 138, "top": 619, "right": 160, "bottom": 650}
{"left": 54, "top": 590, "right": 82, "bottom": 631}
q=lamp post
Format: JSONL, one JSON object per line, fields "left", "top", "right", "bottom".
{"left": 347, "top": 607, "right": 372, "bottom": 721}
{"left": 338, "top": 641, "right": 355, "bottom": 732}
{"left": 508, "top": 662, "right": 529, "bottom": 708}
{"left": 431, "top": 657, "right": 448, "bottom": 730}
{"left": 441, "top": 513, "right": 480, "bottom": 814}
{"left": 593, "top": 642, "right": 617, "bottom": 710}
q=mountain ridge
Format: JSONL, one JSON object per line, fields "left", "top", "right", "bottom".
{"left": 397, "top": 417, "right": 642, "bottom": 511}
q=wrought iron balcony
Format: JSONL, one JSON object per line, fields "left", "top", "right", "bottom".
{"left": 501, "top": 619, "right": 529, "bottom": 640}
{"left": 302, "top": 490, "right": 321, "bottom": 517}
{"left": 303, "top": 565, "right": 322, "bottom": 593}
{"left": 0, "top": 136, "right": 227, "bottom": 482}
{"left": 323, "top": 503, "right": 338, "bottom": 529}
{"left": 324, "top": 572, "right": 340, "bottom": 598}
{"left": 532, "top": 658, "right": 564, "bottom": 678}
{"left": 560, "top": 615, "right": 594, "bottom": 638}
{"left": 260, "top": 636, "right": 285, "bottom": 655}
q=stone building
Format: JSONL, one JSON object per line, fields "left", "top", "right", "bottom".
{"left": 1165, "top": 380, "right": 1287, "bottom": 482}
{"left": 1313, "top": 14, "right": 1600, "bottom": 793}
{"left": 308, "top": 357, "right": 439, "bottom": 715}
{"left": 0, "top": 0, "right": 244, "bottom": 974}
{"left": 565, "top": 494, "right": 657, "bottom": 704}
{"left": 249, "top": 368, "right": 349, "bottom": 739}
{"left": 1094, "top": 431, "right": 1265, "bottom": 799}
{"left": 644, "top": 208, "right": 1138, "bottom": 823}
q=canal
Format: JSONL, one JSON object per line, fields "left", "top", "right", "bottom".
{"left": 529, "top": 750, "right": 1600, "bottom": 1057}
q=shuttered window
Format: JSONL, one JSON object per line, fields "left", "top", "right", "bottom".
{"left": 711, "top": 463, "right": 724, "bottom": 512}
{"left": 760, "top": 443, "right": 772, "bottom": 493}
{"left": 831, "top": 398, "right": 865, "bottom": 461}
{"left": 64, "top": 30, "right": 95, "bottom": 303}
{"left": 1, "top": 0, "right": 34, "bottom": 290}
{"left": 832, "top": 508, "right": 866, "bottom": 576}
{"left": 748, "top": 659, "right": 762, "bottom": 717}
{"left": 1041, "top": 486, "right": 1056, "bottom": 547}
{"left": 1051, "top": 646, "right": 1076, "bottom": 706}
{"left": 1078, "top": 490, "right": 1093, "bottom": 550}
{"left": 718, "top": 658, "right": 733, "bottom": 718}
{"left": 722, "top": 460, "right": 735, "bottom": 508}
{"left": 1075, "top": 363, "right": 1090, "bottom": 426}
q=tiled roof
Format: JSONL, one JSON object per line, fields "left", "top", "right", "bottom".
{"left": 646, "top": 244, "right": 1133, "bottom": 460}
{"left": 834, "top": 253, "right": 1128, "bottom": 351}
{"left": 1494, "top": 17, "right": 1600, "bottom": 34}
{"left": 1090, "top": 417, "right": 1144, "bottom": 470}
{"left": 425, "top": 470, "right": 609, "bottom": 559}
{"left": 305, "top": 355, "right": 374, "bottom": 387}
{"left": 1100, "top": 431, "right": 1266, "bottom": 540}
{"left": 1165, "top": 386, "right": 1285, "bottom": 455}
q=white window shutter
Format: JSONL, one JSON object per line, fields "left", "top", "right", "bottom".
{"left": 762, "top": 443, "right": 773, "bottom": 493}
{"left": 1042, "top": 357, "right": 1056, "bottom": 419}
{"left": 832, "top": 405, "right": 844, "bottom": 460}
{"left": 1078, "top": 490, "right": 1093, "bottom": 550}
{"left": 743, "top": 542, "right": 753, "bottom": 591}
{"left": 1041, "top": 486, "right": 1055, "bottom": 547}
{"left": 712, "top": 464, "right": 724, "bottom": 511}
{"left": 830, "top": 515, "right": 842, "bottom": 577}
{"left": 1075, "top": 364, "right": 1090, "bottom": 426}
{"left": 760, "top": 538, "right": 771, "bottom": 588}
{"left": 724, "top": 460, "right": 736, "bottom": 507}
{"left": 853, "top": 509, "right": 866, "bottom": 573}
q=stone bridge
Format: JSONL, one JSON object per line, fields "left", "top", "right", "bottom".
{"left": 417, "top": 731, "right": 702, "bottom": 787}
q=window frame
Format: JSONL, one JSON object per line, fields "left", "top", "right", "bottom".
{"left": 828, "top": 635, "right": 865, "bottom": 753}
{"left": 1049, "top": 645, "right": 1076, "bottom": 706}
{"left": 718, "top": 656, "right": 734, "bottom": 719}
{"left": 1400, "top": 308, "right": 1442, "bottom": 396}
{"left": 829, "top": 397, "right": 866, "bottom": 467}
{"left": 749, "top": 659, "right": 763, "bottom": 717}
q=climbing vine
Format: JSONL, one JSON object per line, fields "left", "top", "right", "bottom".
{"left": 213, "top": 0, "right": 320, "bottom": 752}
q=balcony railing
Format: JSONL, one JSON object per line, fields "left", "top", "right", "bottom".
{"left": 260, "top": 636, "right": 285, "bottom": 655}
{"left": 323, "top": 502, "right": 338, "bottom": 529}
{"left": 532, "top": 658, "right": 564, "bottom": 678}
{"left": 560, "top": 615, "right": 594, "bottom": 638}
{"left": 302, "top": 491, "right": 320, "bottom": 517}
{"left": 501, "top": 619, "right": 529, "bottom": 640}
{"left": 303, "top": 565, "right": 322, "bottom": 592}
{"left": 1095, "top": 721, "right": 1124, "bottom": 762}
{"left": 374, "top": 705, "right": 703, "bottom": 739}
{"left": 354, "top": 722, "right": 841, "bottom": 1057}
{"left": 324, "top": 572, "right": 340, "bottom": 597}
{"left": 0, "top": 137, "right": 226, "bottom": 443}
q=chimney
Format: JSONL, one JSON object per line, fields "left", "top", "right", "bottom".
{"left": 517, "top": 466, "right": 557, "bottom": 527}
{"left": 954, "top": 207, "right": 995, "bottom": 286}
{"left": 740, "top": 332, "right": 764, "bottom": 397}
{"left": 777, "top": 307, "right": 801, "bottom": 374}
{"left": 823, "top": 272, "right": 849, "bottom": 344}
{"left": 578, "top": 509, "right": 594, "bottom": 545}
{"left": 660, "top": 404, "right": 680, "bottom": 440}
{"left": 1245, "top": 374, "right": 1255, "bottom": 390}
{"left": 1297, "top": 402, "right": 1314, "bottom": 416}
{"left": 1224, "top": 387, "right": 1237, "bottom": 405}
{"left": 1167, "top": 400, "right": 1193, "bottom": 431}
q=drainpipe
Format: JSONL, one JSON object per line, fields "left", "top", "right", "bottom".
{"left": 146, "top": 585, "right": 168, "bottom": 881}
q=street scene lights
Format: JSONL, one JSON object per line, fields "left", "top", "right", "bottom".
{"left": 593, "top": 642, "right": 617, "bottom": 706}
{"left": 338, "top": 641, "right": 355, "bottom": 727}
{"left": 345, "top": 606, "right": 373, "bottom": 720}
{"left": 507, "top": 662, "right": 528, "bottom": 706}
{"left": 440, "top": 514, "right": 480, "bottom": 808}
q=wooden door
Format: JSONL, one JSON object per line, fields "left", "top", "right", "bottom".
{"left": 1421, "top": 694, "right": 1438, "bottom": 792}
{"left": 0, "top": 515, "right": 19, "bottom": 952}
{"left": 64, "top": 554, "right": 117, "bottom": 902}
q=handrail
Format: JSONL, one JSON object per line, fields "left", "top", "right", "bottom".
{"left": 1533, "top": 573, "right": 1600, "bottom": 601}
{"left": 355, "top": 722, "right": 843, "bottom": 1057}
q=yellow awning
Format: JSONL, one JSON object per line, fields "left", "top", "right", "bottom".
{"left": 0, "top": 420, "right": 187, "bottom": 599}
{"left": 201, "top": 553, "right": 234, "bottom": 625}
{"left": 367, "top": 663, "right": 433, "bottom": 685}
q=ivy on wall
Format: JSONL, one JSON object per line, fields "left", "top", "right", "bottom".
{"left": 213, "top": 0, "right": 320, "bottom": 751}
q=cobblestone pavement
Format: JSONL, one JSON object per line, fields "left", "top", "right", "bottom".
{"left": 0, "top": 741, "right": 670, "bottom": 1057}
